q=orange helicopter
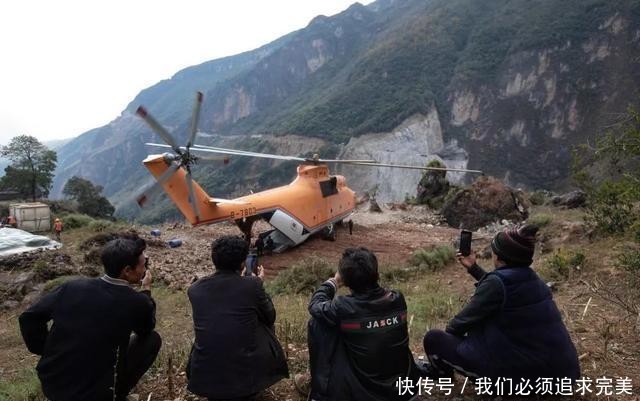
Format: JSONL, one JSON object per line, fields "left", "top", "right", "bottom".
{"left": 136, "top": 92, "right": 483, "bottom": 252}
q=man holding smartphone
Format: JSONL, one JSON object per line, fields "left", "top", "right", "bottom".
{"left": 187, "top": 235, "right": 288, "bottom": 400}
{"left": 302, "top": 247, "right": 423, "bottom": 401}
{"left": 423, "top": 225, "right": 579, "bottom": 382}
{"left": 19, "top": 237, "right": 161, "bottom": 401}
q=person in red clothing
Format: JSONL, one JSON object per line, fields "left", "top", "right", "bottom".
{"left": 53, "top": 218, "right": 63, "bottom": 241}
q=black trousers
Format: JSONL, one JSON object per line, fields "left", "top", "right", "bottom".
{"left": 308, "top": 318, "right": 341, "bottom": 400}
{"left": 114, "top": 331, "right": 162, "bottom": 401}
{"left": 423, "top": 329, "right": 481, "bottom": 378}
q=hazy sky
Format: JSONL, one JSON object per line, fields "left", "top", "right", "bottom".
{"left": 0, "top": 0, "right": 372, "bottom": 146}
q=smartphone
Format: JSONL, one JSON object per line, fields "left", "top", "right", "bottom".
{"left": 459, "top": 230, "right": 472, "bottom": 256}
{"left": 245, "top": 252, "right": 258, "bottom": 276}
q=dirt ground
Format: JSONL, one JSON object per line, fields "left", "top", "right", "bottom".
{"left": 1, "top": 205, "right": 640, "bottom": 400}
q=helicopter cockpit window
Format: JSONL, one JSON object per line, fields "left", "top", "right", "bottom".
{"left": 319, "top": 177, "right": 338, "bottom": 197}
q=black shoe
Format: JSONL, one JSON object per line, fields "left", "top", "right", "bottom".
{"left": 417, "top": 360, "right": 454, "bottom": 379}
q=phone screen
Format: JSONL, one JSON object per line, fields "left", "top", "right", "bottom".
{"left": 459, "top": 230, "right": 472, "bottom": 256}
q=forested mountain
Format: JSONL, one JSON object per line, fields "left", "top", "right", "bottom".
{"left": 52, "top": 0, "right": 640, "bottom": 222}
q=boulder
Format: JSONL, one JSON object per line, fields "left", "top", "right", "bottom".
{"left": 0, "top": 271, "right": 36, "bottom": 302}
{"left": 441, "top": 176, "right": 530, "bottom": 230}
{"left": 550, "top": 190, "right": 586, "bottom": 209}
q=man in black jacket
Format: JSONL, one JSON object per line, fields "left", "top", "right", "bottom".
{"left": 423, "top": 225, "right": 579, "bottom": 381}
{"left": 187, "top": 235, "right": 288, "bottom": 400}
{"left": 19, "top": 237, "right": 161, "bottom": 401}
{"left": 306, "top": 247, "right": 422, "bottom": 401}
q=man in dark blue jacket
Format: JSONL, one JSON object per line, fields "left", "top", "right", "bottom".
{"left": 423, "top": 224, "right": 580, "bottom": 381}
{"left": 306, "top": 247, "right": 422, "bottom": 401}
{"left": 19, "top": 237, "right": 161, "bottom": 401}
{"left": 187, "top": 235, "right": 288, "bottom": 400}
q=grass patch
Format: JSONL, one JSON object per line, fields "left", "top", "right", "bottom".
{"left": 400, "top": 279, "right": 465, "bottom": 344}
{"left": 87, "top": 219, "right": 115, "bottom": 232}
{"left": 267, "top": 256, "right": 334, "bottom": 295}
{"left": 272, "top": 293, "right": 312, "bottom": 373}
{"left": 0, "top": 369, "right": 44, "bottom": 401}
{"left": 42, "top": 275, "right": 81, "bottom": 292}
{"left": 380, "top": 266, "right": 418, "bottom": 283}
{"left": 539, "top": 249, "right": 585, "bottom": 282}
{"left": 527, "top": 213, "right": 553, "bottom": 227}
{"left": 148, "top": 286, "right": 193, "bottom": 374}
{"left": 409, "top": 245, "right": 455, "bottom": 271}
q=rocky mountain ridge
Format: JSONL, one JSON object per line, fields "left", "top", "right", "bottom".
{"left": 50, "top": 0, "right": 640, "bottom": 223}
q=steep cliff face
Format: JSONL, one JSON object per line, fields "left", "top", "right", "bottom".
{"left": 447, "top": 12, "right": 640, "bottom": 189}
{"left": 337, "top": 109, "right": 469, "bottom": 202}
{"left": 51, "top": 0, "right": 640, "bottom": 222}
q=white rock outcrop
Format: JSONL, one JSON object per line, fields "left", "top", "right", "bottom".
{"left": 337, "top": 108, "right": 469, "bottom": 203}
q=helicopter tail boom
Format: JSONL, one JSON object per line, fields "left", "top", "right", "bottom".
{"left": 142, "top": 154, "right": 211, "bottom": 225}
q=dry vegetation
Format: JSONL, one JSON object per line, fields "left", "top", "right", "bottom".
{"left": 1, "top": 205, "right": 639, "bottom": 400}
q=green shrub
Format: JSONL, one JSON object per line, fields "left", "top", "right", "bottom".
{"left": 573, "top": 108, "right": 640, "bottom": 236}
{"left": 62, "top": 213, "right": 94, "bottom": 229}
{"left": 409, "top": 245, "right": 455, "bottom": 271}
{"left": 267, "top": 256, "right": 334, "bottom": 295}
{"left": 528, "top": 191, "right": 548, "bottom": 206}
{"left": 539, "top": 249, "right": 585, "bottom": 282}
{"left": 527, "top": 213, "right": 553, "bottom": 227}
{"left": 584, "top": 181, "right": 637, "bottom": 235}
{"left": 43, "top": 275, "right": 79, "bottom": 292}
{"left": 88, "top": 219, "right": 113, "bottom": 232}
{"left": 32, "top": 259, "right": 49, "bottom": 279}
{"left": 617, "top": 248, "right": 640, "bottom": 284}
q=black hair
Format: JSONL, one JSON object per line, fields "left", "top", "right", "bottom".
{"left": 338, "top": 247, "right": 379, "bottom": 293}
{"left": 211, "top": 235, "right": 249, "bottom": 271}
{"left": 101, "top": 237, "right": 146, "bottom": 278}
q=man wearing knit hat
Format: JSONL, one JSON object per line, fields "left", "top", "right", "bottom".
{"left": 422, "top": 224, "right": 580, "bottom": 381}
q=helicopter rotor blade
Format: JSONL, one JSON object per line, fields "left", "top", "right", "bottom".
{"left": 195, "top": 154, "right": 230, "bottom": 163}
{"left": 149, "top": 143, "right": 307, "bottom": 162}
{"left": 144, "top": 143, "right": 480, "bottom": 172}
{"left": 136, "top": 107, "right": 181, "bottom": 153}
{"left": 192, "top": 144, "right": 377, "bottom": 163}
{"left": 185, "top": 169, "right": 201, "bottom": 222}
{"left": 313, "top": 158, "right": 378, "bottom": 163}
{"left": 187, "top": 92, "right": 203, "bottom": 148}
{"left": 136, "top": 162, "right": 181, "bottom": 207}
{"left": 344, "top": 161, "right": 483, "bottom": 174}
{"left": 192, "top": 144, "right": 307, "bottom": 161}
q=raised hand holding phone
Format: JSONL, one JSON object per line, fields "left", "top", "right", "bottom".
{"left": 457, "top": 230, "right": 475, "bottom": 270}
{"left": 459, "top": 230, "right": 472, "bottom": 256}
